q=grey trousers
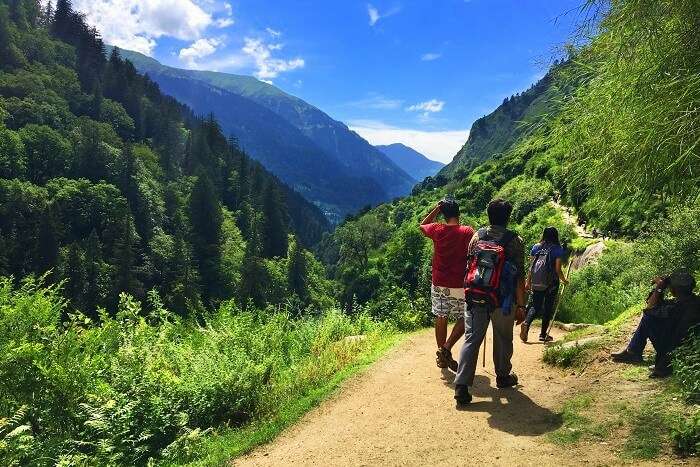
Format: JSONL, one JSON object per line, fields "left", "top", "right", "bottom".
{"left": 454, "top": 304, "right": 515, "bottom": 387}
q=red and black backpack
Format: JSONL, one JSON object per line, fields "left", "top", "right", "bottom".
{"left": 464, "top": 228, "right": 515, "bottom": 309}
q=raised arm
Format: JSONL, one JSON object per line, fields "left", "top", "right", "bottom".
{"left": 420, "top": 202, "right": 442, "bottom": 227}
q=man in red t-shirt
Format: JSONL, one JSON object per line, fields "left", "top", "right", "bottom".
{"left": 420, "top": 197, "right": 474, "bottom": 371}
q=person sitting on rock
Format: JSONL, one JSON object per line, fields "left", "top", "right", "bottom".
{"left": 420, "top": 196, "right": 475, "bottom": 371}
{"left": 611, "top": 270, "right": 700, "bottom": 377}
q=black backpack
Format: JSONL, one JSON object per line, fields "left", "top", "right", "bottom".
{"left": 529, "top": 244, "right": 555, "bottom": 291}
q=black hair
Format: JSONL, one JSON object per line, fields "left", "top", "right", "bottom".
{"left": 541, "top": 226, "right": 561, "bottom": 246}
{"left": 440, "top": 199, "right": 460, "bottom": 219}
{"left": 487, "top": 199, "right": 512, "bottom": 226}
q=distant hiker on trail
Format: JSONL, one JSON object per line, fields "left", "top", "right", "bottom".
{"left": 611, "top": 270, "right": 700, "bottom": 378}
{"left": 454, "top": 199, "right": 526, "bottom": 405}
{"left": 520, "top": 226, "right": 569, "bottom": 343}
{"left": 420, "top": 196, "right": 475, "bottom": 372}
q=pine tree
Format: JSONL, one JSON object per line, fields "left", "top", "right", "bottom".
{"left": 260, "top": 182, "right": 288, "bottom": 258}
{"left": 188, "top": 171, "right": 223, "bottom": 305}
{"left": 0, "top": 6, "right": 17, "bottom": 70}
{"left": 61, "top": 242, "right": 85, "bottom": 310}
{"left": 84, "top": 229, "right": 103, "bottom": 316}
{"left": 51, "top": 0, "right": 71, "bottom": 40}
{"left": 287, "top": 235, "right": 309, "bottom": 305}
{"left": 36, "top": 207, "right": 59, "bottom": 275}
{"left": 239, "top": 214, "right": 267, "bottom": 309}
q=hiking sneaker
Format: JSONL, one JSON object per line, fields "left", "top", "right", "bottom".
{"left": 436, "top": 347, "right": 458, "bottom": 371}
{"left": 610, "top": 349, "right": 643, "bottom": 364}
{"left": 538, "top": 335, "right": 553, "bottom": 342}
{"left": 455, "top": 385, "right": 472, "bottom": 405}
{"left": 496, "top": 373, "right": 519, "bottom": 389}
{"left": 649, "top": 366, "right": 671, "bottom": 379}
{"left": 519, "top": 323, "right": 529, "bottom": 343}
{"left": 435, "top": 348, "right": 448, "bottom": 368}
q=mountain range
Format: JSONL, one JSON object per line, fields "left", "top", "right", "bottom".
{"left": 375, "top": 144, "right": 444, "bottom": 181}
{"left": 116, "top": 48, "right": 417, "bottom": 222}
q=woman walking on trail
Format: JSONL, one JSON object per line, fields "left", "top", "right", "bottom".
{"left": 520, "top": 226, "right": 569, "bottom": 342}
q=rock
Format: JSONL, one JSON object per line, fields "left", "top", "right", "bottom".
{"left": 571, "top": 241, "right": 607, "bottom": 271}
{"left": 559, "top": 335, "right": 606, "bottom": 349}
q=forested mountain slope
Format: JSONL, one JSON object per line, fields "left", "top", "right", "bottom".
{"left": 0, "top": 0, "right": 330, "bottom": 315}
{"left": 437, "top": 63, "right": 564, "bottom": 181}
{"left": 376, "top": 143, "right": 444, "bottom": 181}
{"left": 118, "top": 49, "right": 417, "bottom": 218}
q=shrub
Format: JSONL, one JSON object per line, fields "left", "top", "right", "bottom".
{"left": 672, "top": 331, "right": 700, "bottom": 402}
{"left": 0, "top": 276, "right": 390, "bottom": 465}
{"left": 671, "top": 411, "right": 700, "bottom": 456}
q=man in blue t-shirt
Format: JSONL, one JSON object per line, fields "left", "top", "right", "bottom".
{"left": 521, "top": 227, "right": 568, "bottom": 342}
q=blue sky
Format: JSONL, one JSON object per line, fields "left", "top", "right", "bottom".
{"left": 74, "top": 0, "right": 585, "bottom": 163}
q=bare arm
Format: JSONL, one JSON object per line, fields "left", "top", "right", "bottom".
{"left": 555, "top": 258, "right": 569, "bottom": 284}
{"left": 420, "top": 203, "right": 442, "bottom": 228}
{"left": 646, "top": 277, "right": 667, "bottom": 308}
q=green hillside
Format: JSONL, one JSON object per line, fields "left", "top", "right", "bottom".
{"left": 118, "top": 49, "right": 417, "bottom": 219}
{"left": 1, "top": 0, "right": 699, "bottom": 464}
{"left": 319, "top": 0, "right": 700, "bottom": 453}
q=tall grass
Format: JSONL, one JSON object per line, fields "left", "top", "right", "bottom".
{"left": 0, "top": 277, "right": 401, "bottom": 465}
{"left": 558, "top": 201, "right": 700, "bottom": 324}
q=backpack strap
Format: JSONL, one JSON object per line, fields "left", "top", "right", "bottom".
{"left": 496, "top": 230, "right": 516, "bottom": 248}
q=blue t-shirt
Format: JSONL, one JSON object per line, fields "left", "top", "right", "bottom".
{"left": 531, "top": 242, "right": 565, "bottom": 259}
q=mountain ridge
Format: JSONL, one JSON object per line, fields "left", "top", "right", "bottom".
{"left": 375, "top": 143, "right": 445, "bottom": 182}
{"left": 116, "top": 48, "right": 416, "bottom": 219}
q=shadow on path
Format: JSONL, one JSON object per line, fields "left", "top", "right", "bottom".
{"left": 456, "top": 375, "right": 563, "bottom": 437}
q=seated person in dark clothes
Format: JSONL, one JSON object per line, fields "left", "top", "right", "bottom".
{"left": 611, "top": 270, "right": 700, "bottom": 377}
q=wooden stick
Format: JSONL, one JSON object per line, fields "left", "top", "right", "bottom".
{"left": 546, "top": 258, "right": 573, "bottom": 340}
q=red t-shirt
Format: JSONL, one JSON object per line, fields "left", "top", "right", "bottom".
{"left": 420, "top": 223, "right": 474, "bottom": 288}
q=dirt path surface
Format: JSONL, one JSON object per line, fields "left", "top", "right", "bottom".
{"left": 234, "top": 326, "right": 644, "bottom": 467}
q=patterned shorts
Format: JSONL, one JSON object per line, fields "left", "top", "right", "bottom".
{"left": 431, "top": 284, "right": 466, "bottom": 319}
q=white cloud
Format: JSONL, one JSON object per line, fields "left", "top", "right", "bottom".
{"left": 407, "top": 99, "right": 445, "bottom": 113}
{"left": 347, "top": 93, "right": 403, "bottom": 110}
{"left": 242, "top": 37, "right": 304, "bottom": 81}
{"left": 179, "top": 37, "right": 222, "bottom": 67}
{"left": 72, "top": 0, "right": 213, "bottom": 55}
{"left": 349, "top": 120, "right": 468, "bottom": 164}
{"left": 266, "top": 27, "right": 282, "bottom": 38}
{"left": 421, "top": 52, "right": 442, "bottom": 61}
{"left": 215, "top": 17, "right": 234, "bottom": 28}
{"left": 367, "top": 3, "right": 400, "bottom": 26}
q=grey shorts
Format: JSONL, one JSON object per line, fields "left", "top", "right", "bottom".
{"left": 431, "top": 284, "right": 466, "bottom": 319}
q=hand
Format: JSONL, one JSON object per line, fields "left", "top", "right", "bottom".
{"left": 652, "top": 276, "right": 668, "bottom": 288}
{"left": 515, "top": 306, "right": 526, "bottom": 325}
{"left": 524, "top": 280, "right": 531, "bottom": 291}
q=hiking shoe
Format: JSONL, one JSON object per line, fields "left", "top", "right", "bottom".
{"left": 649, "top": 366, "right": 671, "bottom": 379}
{"left": 538, "top": 335, "right": 553, "bottom": 342}
{"left": 496, "top": 373, "right": 519, "bottom": 389}
{"left": 437, "top": 347, "right": 458, "bottom": 371}
{"left": 435, "top": 348, "right": 448, "bottom": 369}
{"left": 519, "top": 323, "right": 529, "bottom": 343}
{"left": 455, "top": 385, "right": 472, "bottom": 405}
{"left": 610, "top": 349, "right": 643, "bottom": 364}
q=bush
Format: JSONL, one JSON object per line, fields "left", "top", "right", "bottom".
{"left": 0, "top": 276, "right": 389, "bottom": 465}
{"left": 495, "top": 175, "right": 553, "bottom": 223}
{"left": 671, "top": 411, "right": 700, "bottom": 456}
{"left": 558, "top": 201, "right": 700, "bottom": 324}
{"left": 672, "top": 331, "right": 700, "bottom": 402}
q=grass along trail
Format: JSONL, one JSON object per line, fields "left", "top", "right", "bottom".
{"left": 232, "top": 326, "right": 665, "bottom": 466}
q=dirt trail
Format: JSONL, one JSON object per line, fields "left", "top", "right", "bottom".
{"left": 234, "top": 327, "right": 640, "bottom": 467}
